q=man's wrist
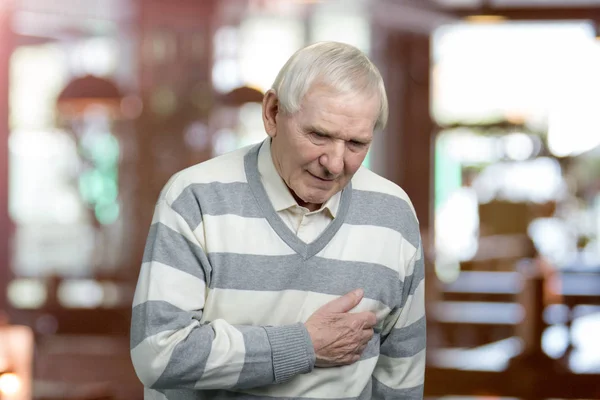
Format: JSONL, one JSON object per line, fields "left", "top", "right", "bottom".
{"left": 264, "top": 323, "right": 316, "bottom": 383}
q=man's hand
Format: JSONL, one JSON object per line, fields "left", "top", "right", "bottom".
{"left": 304, "top": 289, "right": 377, "bottom": 367}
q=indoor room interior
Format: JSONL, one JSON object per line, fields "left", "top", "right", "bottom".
{"left": 0, "top": 0, "right": 599, "bottom": 399}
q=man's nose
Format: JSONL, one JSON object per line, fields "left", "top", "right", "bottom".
{"left": 319, "top": 141, "right": 345, "bottom": 177}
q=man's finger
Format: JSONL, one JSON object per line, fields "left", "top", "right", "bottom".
{"left": 319, "top": 289, "right": 364, "bottom": 313}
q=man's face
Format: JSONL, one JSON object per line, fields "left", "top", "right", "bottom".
{"left": 263, "top": 84, "right": 380, "bottom": 211}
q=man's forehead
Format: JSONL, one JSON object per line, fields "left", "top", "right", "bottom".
{"left": 297, "top": 95, "right": 378, "bottom": 131}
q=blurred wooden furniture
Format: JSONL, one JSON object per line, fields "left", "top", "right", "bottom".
{"left": 426, "top": 259, "right": 600, "bottom": 399}
{"left": 426, "top": 336, "right": 600, "bottom": 399}
{"left": 5, "top": 276, "right": 141, "bottom": 400}
{"left": 430, "top": 301, "right": 523, "bottom": 345}
{"left": 461, "top": 234, "right": 537, "bottom": 272}
{"left": 433, "top": 268, "right": 600, "bottom": 348}
{"left": 34, "top": 335, "right": 141, "bottom": 400}
{"left": 441, "top": 271, "right": 519, "bottom": 302}
{"left": 442, "top": 270, "right": 600, "bottom": 305}
{"left": 34, "top": 381, "right": 115, "bottom": 400}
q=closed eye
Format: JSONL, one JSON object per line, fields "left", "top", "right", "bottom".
{"left": 349, "top": 140, "right": 368, "bottom": 147}
{"left": 309, "top": 131, "right": 330, "bottom": 144}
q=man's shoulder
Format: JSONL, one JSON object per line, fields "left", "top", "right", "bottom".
{"left": 159, "top": 144, "right": 254, "bottom": 204}
{"left": 351, "top": 166, "right": 417, "bottom": 217}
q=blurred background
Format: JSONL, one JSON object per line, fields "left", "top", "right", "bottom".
{"left": 0, "top": 0, "right": 599, "bottom": 399}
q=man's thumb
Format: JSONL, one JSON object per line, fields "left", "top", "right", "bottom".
{"left": 320, "top": 289, "right": 364, "bottom": 313}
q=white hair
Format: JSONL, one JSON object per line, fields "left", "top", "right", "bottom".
{"left": 271, "top": 41, "right": 389, "bottom": 131}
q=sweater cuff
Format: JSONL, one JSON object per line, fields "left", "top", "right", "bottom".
{"left": 264, "top": 323, "right": 316, "bottom": 384}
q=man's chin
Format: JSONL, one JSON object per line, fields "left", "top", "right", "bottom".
{"left": 292, "top": 183, "right": 341, "bottom": 206}
{"left": 297, "top": 191, "right": 333, "bottom": 207}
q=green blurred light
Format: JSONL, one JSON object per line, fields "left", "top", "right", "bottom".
{"left": 100, "top": 182, "right": 118, "bottom": 204}
{"left": 79, "top": 169, "right": 105, "bottom": 204}
{"left": 105, "top": 165, "right": 118, "bottom": 182}
{"left": 434, "top": 134, "right": 462, "bottom": 210}
{"left": 95, "top": 202, "right": 120, "bottom": 225}
{"left": 91, "top": 134, "right": 120, "bottom": 168}
{"left": 79, "top": 168, "right": 119, "bottom": 205}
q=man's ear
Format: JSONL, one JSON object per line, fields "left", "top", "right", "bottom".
{"left": 262, "top": 89, "right": 279, "bottom": 138}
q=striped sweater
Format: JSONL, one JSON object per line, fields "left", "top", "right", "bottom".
{"left": 131, "top": 140, "right": 426, "bottom": 400}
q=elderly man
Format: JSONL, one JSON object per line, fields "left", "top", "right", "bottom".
{"left": 131, "top": 41, "right": 425, "bottom": 400}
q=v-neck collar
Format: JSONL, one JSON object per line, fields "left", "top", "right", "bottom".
{"left": 244, "top": 141, "right": 352, "bottom": 260}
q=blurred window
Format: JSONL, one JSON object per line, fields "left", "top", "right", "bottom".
{"left": 8, "top": 36, "right": 126, "bottom": 309}
{"left": 212, "top": 26, "right": 242, "bottom": 94}
{"left": 432, "top": 22, "right": 598, "bottom": 128}
{"left": 8, "top": 44, "right": 94, "bottom": 285}
{"left": 238, "top": 16, "right": 305, "bottom": 93}
{"left": 309, "top": 1, "right": 370, "bottom": 54}
{"left": 432, "top": 21, "right": 600, "bottom": 275}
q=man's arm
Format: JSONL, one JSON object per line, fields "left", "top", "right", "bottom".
{"left": 372, "top": 240, "right": 426, "bottom": 399}
{"left": 130, "top": 199, "right": 315, "bottom": 390}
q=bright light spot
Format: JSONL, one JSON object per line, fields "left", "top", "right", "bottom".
{"left": 548, "top": 104, "right": 600, "bottom": 157}
{"left": 434, "top": 259, "right": 461, "bottom": 283}
{"left": 435, "top": 186, "right": 479, "bottom": 262}
{"left": 432, "top": 22, "right": 595, "bottom": 125}
{"left": 212, "top": 59, "right": 241, "bottom": 94}
{"left": 78, "top": 37, "right": 118, "bottom": 77}
{"left": 528, "top": 218, "right": 575, "bottom": 266}
{"left": 8, "top": 129, "right": 82, "bottom": 225}
{"left": 503, "top": 133, "right": 534, "bottom": 161}
{"left": 7, "top": 279, "right": 47, "bottom": 309}
{"left": 58, "top": 280, "right": 104, "bottom": 308}
{"left": 473, "top": 157, "right": 565, "bottom": 204}
{"left": 446, "top": 131, "right": 500, "bottom": 163}
{"left": 547, "top": 38, "right": 600, "bottom": 157}
{"left": 10, "top": 44, "right": 67, "bottom": 131}
{"left": 542, "top": 324, "right": 569, "bottom": 358}
{"left": 0, "top": 373, "right": 22, "bottom": 395}
{"left": 239, "top": 16, "right": 304, "bottom": 92}
{"left": 569, "top": 312, "right": 600, "bottom": 372}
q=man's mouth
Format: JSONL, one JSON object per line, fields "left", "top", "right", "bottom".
{"left": 309, "top": 172, "right": 335, "bottom": 182}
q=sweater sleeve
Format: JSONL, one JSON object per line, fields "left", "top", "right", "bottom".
{"left": 372, "top": 240, "right": 426, "bottom": 399}
{"left": 130, "top": 198, "right": 315, "bottom": 390}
